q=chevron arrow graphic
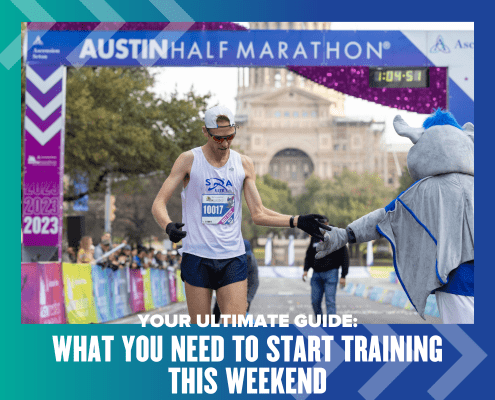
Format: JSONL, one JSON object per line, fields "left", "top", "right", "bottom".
{"left": 428, "top": 325, "right": 487, "bottom": 400}
{"left": 25, "top": 118, "right": 62, "bottom": 146}
{"left": 25, "top": 91, "right": 64, "bottom": 121}
{"left": 26, "top": 65, "right": 63, "bottom": 94}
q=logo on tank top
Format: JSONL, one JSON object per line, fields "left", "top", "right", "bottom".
{"left": 205, "top": 178, "right": 233, "bottom": 193}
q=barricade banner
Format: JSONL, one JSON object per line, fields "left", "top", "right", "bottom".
{"left": 22, "top": 262, "right": 66, "bottom": 324}
{"left": 160, "top": 268, "right": 170, "bottom": 306}
{"left": 129, "top": 268, "right": 145, "bottom": 313}
{"left": 150, "top": 268, "right": 164, "bottom": 308}
{"left": 176, "top": 269, "right": 186, "bottom": 302}
{"left": 110, "top": 268, "right": 132, "bottom": 319}
{"left": 21, "top": 263, "right": 39, "bottom": 324}
{"left": 141, "top": 269, "right": 155, "bottom": 311}
{"left": 168, "top": 267, "right": 177, "bottom": 303}
{"left": 62, "top": 263, "right": 98, "bottom": 324}
{"left": 91, "top": 265, "right": 112, "bottom": 323}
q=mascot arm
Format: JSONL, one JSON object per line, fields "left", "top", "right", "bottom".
{"left": 347, "top": 208, "right": 386, "bottom": 243}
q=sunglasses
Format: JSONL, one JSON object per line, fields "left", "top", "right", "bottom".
{"left": 206, "top": 127, "right": 236, "bottom": 143}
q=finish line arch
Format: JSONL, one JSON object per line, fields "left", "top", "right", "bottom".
{"left": 22, "top": 22, "right": 473, "bottom": 260}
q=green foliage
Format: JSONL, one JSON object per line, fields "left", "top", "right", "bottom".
{"left": 396, "top": 165, "right": 415, "bottom": 196}
{"left": 242, "top": 174, "right": 297, "bottom": 242}
{"left": 295, "top": 169, "right": 395, "bottom": 228}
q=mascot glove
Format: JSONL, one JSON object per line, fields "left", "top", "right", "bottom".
{"left": 315, "top": 227, "right": 348, "bottom": 259}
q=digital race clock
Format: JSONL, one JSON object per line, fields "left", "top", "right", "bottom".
{"left": 369, "top": 67, "right": 430, "bottom": 88}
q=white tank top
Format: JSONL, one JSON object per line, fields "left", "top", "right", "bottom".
{"left": 179, "top": 147, "right": 246, "bottom": 259}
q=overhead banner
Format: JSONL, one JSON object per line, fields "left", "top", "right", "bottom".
{"left": 62, "top": 263, "right": 98, "bottom": 324}
{"left": 21, "top": 262, "right": 66, "bottom": 324}
{"left": 27, "top": 30, "right": 454, "bottom": 67}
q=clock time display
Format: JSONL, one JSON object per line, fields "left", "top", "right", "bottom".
{"left": 369, "top": 67, "right": 430, "bottom": 88}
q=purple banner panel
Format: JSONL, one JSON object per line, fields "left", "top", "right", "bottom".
{"left": 21, "top": 263, "right": 40, "bottom": 324}
{"left": 129, "top": 269, "right": 145, "bottom": 313}
{"left": 21, "top": 262, "right": 66, "bottom": 324}
{"left": 23, "top": 65, "right": 66, "bottom": 247}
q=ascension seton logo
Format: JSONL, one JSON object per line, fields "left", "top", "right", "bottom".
{"left": 430, "top": 35, "right": 451, "bottom": 54}
{"left": 206, "top": 178, "right": 233, "bottom": 193}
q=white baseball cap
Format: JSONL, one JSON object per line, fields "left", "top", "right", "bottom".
{"left": 204, "top": 105, "right": 235, "bottom": 128}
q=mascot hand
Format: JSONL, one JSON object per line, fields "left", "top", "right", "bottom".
{"left": 315, "top": 227, "right": 348, "bottom": 259}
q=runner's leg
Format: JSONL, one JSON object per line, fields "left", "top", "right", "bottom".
{"left": 216, "top": 279, "right": 248, "bottom": 323}
{"left": 184, "top": 281, "right": 213, "bottom": 324}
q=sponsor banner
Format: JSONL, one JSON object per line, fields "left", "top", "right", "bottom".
{"left": 27, "top": 30, "right": 435, "bottom": 67}
{"left": 129, "top": 268, "right": 145, "bottom": 313}
{"left": 110, "top": 268, "right": 132, "bottom": 319}
{"left": 22, "top": 65, "right": 66, "bottom": 246}
{"left": 168, "top": 268, "right": 177, "bottom": 303}
{"left": 62, "top": 263, "right": 98, "bottom": 324}
{"left": 141, "top": 269, "right": 155, "bottom": 311}
{"left": 160, "top": 268, "right": 170, "bottom": 306}
{"left": 22, "top": 263, "right": 66, "bottom": 324}
{"left": 91, "top": 265, "right": 112, "bottom": 323}
{"left": 150, "top": 268, "right": 164, "bottom": 308}
{"left": 176, "top": 270, "right": 186, "bottom": 302}
{"left": 21, "top": 263, "right": 39, "bottom": 324}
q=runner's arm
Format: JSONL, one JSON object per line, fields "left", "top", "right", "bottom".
{"left": 242, "top": 155, "right": 299, "bottom": 227}
{"left": 151, "top": 151, "right": 193, "bottom": 230}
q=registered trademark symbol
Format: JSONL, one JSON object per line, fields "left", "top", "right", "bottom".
{"left": 383, "top": 41, "right": 391, "bottom": 50}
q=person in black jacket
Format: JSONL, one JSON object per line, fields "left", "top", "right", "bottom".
{"left": 303, "top": 217, "right": 349, "bottom": 316}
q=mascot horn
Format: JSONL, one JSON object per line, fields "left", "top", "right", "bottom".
{"left": 316, "top": 109, "right": 474, "bottom": 324}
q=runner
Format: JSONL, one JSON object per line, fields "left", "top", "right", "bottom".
{"left": 152, "top": 105, "right": 329, "bottom": 324}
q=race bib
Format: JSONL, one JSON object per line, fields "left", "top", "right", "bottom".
{"left": 202, "top": 194, "right": 235, "bottom": 225}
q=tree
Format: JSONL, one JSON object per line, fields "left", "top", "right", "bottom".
{"left": 241, "top": 174, "right": 297, "bottom": 247}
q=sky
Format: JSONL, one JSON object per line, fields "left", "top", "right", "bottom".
{"left": 151, "top": 22, "right": 474, "bottom": 145}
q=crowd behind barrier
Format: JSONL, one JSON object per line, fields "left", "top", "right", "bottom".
{"left": 21, "top": 259, "right": 186, "bottom": 324}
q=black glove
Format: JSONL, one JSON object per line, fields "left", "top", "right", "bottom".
{"left": 166, "top": 222, "right": 187, "bottom": 243}
{"left": 297, "top": 214, "right": 332, "bottom": 241}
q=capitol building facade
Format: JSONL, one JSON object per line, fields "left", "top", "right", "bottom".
{"left": 234, "top": 22, "right": 409, "bottom": 196}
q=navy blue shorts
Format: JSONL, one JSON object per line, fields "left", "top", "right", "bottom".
{"left": 180, "top": 253, "right": 247, "bottom": 290}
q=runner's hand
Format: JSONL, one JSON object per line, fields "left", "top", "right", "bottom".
{"left": 297, "top": 214, "right": 332, "bottom": 241}
{"left": 302, "top": 271, "right": 308, "bottom": 282}
{"left": 166, "top": 222, "right": 187, "bottom": 243}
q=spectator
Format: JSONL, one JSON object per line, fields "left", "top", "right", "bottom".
{"left": 303, "top": 217, "right": 349, "bottom": 317}
{"left": 77, "top": 236, "right": 94, "bottom": 264}
{"left": 94, "top": 237, "right": 111, "bottom": 263}
{"left": 131, "top": 248, "right": 141, "bottom": 269}
{"left": 62, "top": 244, "right": 77, "bottom": 263}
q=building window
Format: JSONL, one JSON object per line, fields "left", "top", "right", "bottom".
{"left": 311, "top": 111, "right": 317, "bottom": 118}
{"left": 277, "top": 22, "right": 281, "bottom": 30}
{"left": 293, "top": 111, "right": 299, "bottom": 118}
{"left": 302, "top": 111, "right": 308, "bottom": 118}
{"left": 274, "top": 111, "right": 281, "bottom": 118}
{"left": 301, "top": 22, "right": 306, "bottom": 29}
{"left": 274, "top": 72, "right": 281, "bottom": 88}
{"left": 287, "top": 73, "right": 294, "bottom": 87}
{"left": 334, "top": 144, "right": 340, "bottom": 151}
{"left": 284, "top": 111, "right": 290, "bottom": 117}
{"left": 342, "top": 144, "right": 347, "bottom": 151}
{"left": 288, "top": 22, "right": 293, "bottom": 29}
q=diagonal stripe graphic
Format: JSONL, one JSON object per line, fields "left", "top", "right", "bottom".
{"left": 359, "top": 325, "right": 411, "bottom": 400}
{"left": 78, "top": 0, "right": 125, "bottom": 22}
{"left": 293, "top": 326, "right": 345, "bottom": 400}
{"left": 25, "top": 65, "right": 63, "bottom": 93}
{"left": 10, "top": 0, "right": 55, "bottom": 22}
{"left": 0, "top": 33, "right": 22, "bottom": 70}
{"left": 428, "top": 325, "right": 487, "bottom": 400}
{"left": 26, "top": 80, "right": 62, "bottom": 107}
{"left": 149, "top": 0, "right": 195, "bottom": 22}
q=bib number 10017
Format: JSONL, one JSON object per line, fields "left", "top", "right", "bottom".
{"left": 23, "top": 216, "right": 59, "bottom": 235}
{"left": 203, "top": 205, "right": 223, "bottom": 215}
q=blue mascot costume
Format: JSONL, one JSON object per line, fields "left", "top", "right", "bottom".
{"left": 316, "top": 109, "right": 474, "bottom": 323}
